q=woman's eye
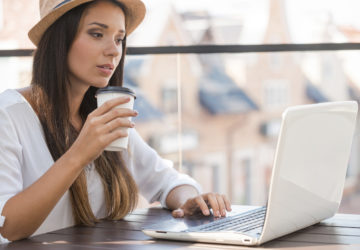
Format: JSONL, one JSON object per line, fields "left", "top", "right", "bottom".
{"left": 90, "top": 32, "right": 103, "bottom": 38}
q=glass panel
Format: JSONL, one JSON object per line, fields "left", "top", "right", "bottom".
{"left": 126, "top": 51, "right": 360, "bottom": 214}
{"left": 124, "top": 54, "right": 182, "bottom": 168}
{"left": 1, "top": 0, "right": 359, "bottom": 48}
{"left": 129, "top": 0, "right": 360, "bottom": 46}
{"left": 0, "top": 57, "right": 32, "bottom": 92}
{"left": 2, "top": 50, "right": 360, "bottom": 214}
{"left": 0, "top": 0, "right": 38, "bottom": 49}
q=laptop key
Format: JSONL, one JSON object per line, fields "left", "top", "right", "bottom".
{"left": 184, "top": 207, "right": 266, "bottom": 233}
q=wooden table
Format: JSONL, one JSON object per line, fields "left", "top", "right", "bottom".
{"left": 2, "top": 205, "right": 360, "bottom": 249}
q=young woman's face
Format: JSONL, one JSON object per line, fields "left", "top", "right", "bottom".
{"left": 67, "top": 0, "right": 126, "bottom": 90}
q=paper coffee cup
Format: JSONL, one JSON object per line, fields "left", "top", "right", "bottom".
{"left": 96, "top": 86, "right": 136, "bottom": 151}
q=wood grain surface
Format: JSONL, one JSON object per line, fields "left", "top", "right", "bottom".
{"left": 2, "top": 205, "right": 360, "bottom": 250}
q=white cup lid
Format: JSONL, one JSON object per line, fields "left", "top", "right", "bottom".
{"left": 96, "top": 86, "right": 136, "bottom": 98}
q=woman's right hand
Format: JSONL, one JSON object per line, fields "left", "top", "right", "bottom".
{"left": 69, "top": 96, "right": 138, "bottom": 167}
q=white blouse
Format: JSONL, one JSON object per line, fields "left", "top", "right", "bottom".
{"left": 0, "top": 89, "right": 201, "bottom": 243}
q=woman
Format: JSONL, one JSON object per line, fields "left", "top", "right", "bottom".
{"left": 0, "top": 0, "right": 231, "bottom": 243}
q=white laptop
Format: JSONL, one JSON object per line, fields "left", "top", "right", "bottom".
{"left": 142, "top": 101, "right": 358, "bottom": 246}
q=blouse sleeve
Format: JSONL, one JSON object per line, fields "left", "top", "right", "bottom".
{"left": 122, "top": 129, "right": 202, "bottom": 208}
{"left": 0, "top": 108, "right": 23, "bottom": 243}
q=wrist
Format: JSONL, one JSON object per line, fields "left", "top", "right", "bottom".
{"left": 166, "top": 185, "right": 199, "bottom": 210}
{"left": 61, "top": 146, "right": 87, "bottom": 173}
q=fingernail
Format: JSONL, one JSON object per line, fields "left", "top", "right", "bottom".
{"left": 131, "top": 122, "right": 135, "bottom": 128}
{"left": 222, "top": 209, "right": 226, "bottom": 215}
{"left": 134, "top": 110, "right": 139, "bottom": 115}
{"left": 204, "top": 210, "right": 210, "bottom": 216}
{"left": 173, "top": 209, "right": 184, "bottom": 217}
{"left": 214, "top": 211, "right": 219, "bottom": 217}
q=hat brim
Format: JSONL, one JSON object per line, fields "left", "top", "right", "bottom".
{"left": 28, "top": 0, "right": 146, "bottom": 46}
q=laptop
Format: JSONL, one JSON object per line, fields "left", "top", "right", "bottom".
{"left": 142, "top": 101, "right": 358, "bottom": 246}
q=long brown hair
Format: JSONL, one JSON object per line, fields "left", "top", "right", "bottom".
{"left": 31, "top": 0, "right": 138, "bottom": 225}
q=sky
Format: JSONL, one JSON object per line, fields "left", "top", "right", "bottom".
{"left": 287, "top": 0, "right": 360, "bottom": 42}
{"left": 170, "top": 0, "right": 359, "bottom": 27}
{"left": 167, "top": 0, "right": 360, "bottom": 43}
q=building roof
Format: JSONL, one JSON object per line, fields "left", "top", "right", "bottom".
{"left": 123, "top": 74, "right": 163, "bottom": 123}
{"left": 306, "top": 81, "right": 330, "bottom": 103}
{"left": 339, "top": 26, "right": 360, "bottom": 43}
{"left": 348, "top": 86, "right": 360, "bottom": 104}
{"left": 199, "top": 67, "right": 258, "bottom": 115}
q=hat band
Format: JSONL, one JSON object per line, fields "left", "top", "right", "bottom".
{"left": 53, "top": 0, "right": 72, "bottom": 10}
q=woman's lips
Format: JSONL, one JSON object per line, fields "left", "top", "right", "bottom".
{"left": 97, "top": 65, "right": 113, "bottom": 76}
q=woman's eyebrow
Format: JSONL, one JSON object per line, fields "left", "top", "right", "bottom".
{"left": 88, "top": 22, "right": 126, "bottom": 34}
{"left": 88, "top": 22, "right": 108, "bottom": 29}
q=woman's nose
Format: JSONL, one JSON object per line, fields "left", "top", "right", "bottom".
{"left": 103, "top": 40, "right": 121, "bottom": 57}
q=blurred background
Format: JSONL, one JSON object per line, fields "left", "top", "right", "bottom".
{"left": 1, "top": 0, "right": 360, "bottom": 213}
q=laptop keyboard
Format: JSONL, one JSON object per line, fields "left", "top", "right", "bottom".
{"left": 184, "top": 206, "right": 266, "bottom": 233}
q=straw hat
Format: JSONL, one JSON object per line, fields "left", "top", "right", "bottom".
{"left": 28, "top": 0, "right": 146, "bottom": 46}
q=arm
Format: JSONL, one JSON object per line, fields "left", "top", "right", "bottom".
{"left": 165, "top": 184, "right": 199, "bottom": 210}
{"left": 124, "top": 130, "right": 231, "bottom": 218}
{"left": 0, "top": 96, "right": 137, "bottom": 241}
{"left": 0, "top": 149, "right": 83, "bottom": 241}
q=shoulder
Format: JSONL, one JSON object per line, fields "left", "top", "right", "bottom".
{"left": 0, "top": 89, "right": 41, "bottom": 151}
{"left": 0, "top": 89, "right": 28, "bottom": 111}
{"left": 0, "top": 89, "right": 33, "bottom": 128}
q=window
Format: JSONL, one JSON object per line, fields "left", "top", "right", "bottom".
{"left": 161, "top": 82, "right": 178, "bottom": 114}
{"left": 149, "top": 130, "right": 198, "bottom": 155}
{"left": 263, "top": 80, "right": 289, "bottom": 109}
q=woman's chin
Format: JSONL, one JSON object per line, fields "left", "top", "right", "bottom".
{"left": 91, "top": 82, "right": 109, "bottom": 89}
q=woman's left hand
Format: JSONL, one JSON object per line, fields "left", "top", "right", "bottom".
{"left": 172, "top": 193, "right": 232, "bottom": 218}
